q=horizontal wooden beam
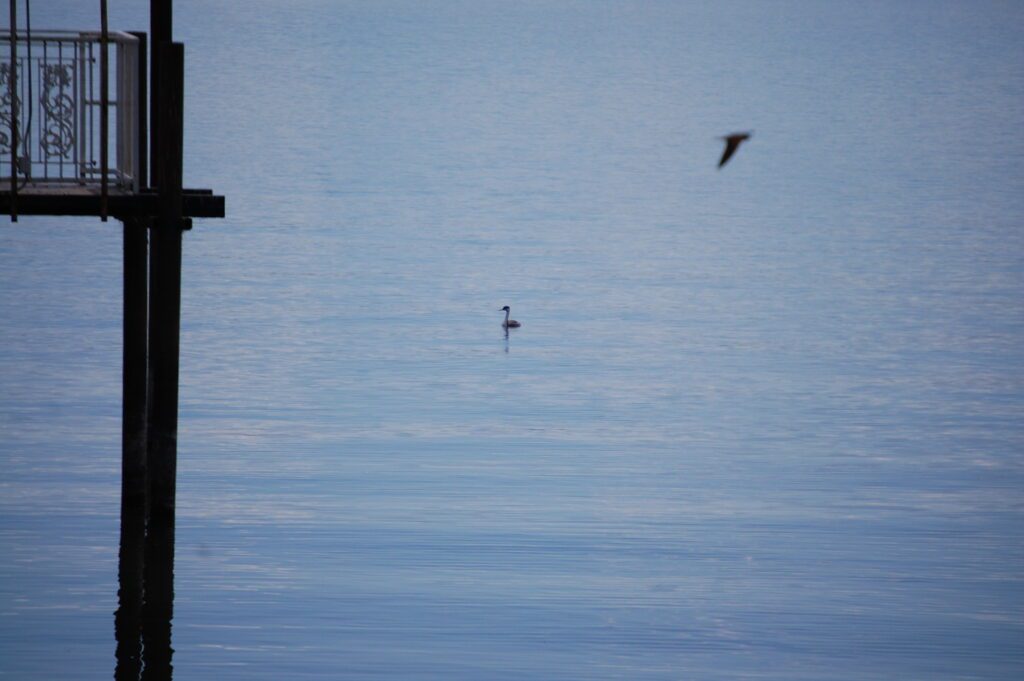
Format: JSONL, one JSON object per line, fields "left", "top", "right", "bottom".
{"left": 0, "top": 189, "right": 224, "bottom": 219}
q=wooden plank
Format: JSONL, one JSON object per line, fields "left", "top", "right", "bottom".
{"left": 0, "top": 190, "right": 224, "bottom": 218}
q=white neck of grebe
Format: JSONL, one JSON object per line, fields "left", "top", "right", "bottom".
{"left": 504, "top": 308, "right": 510, "bottom": 323}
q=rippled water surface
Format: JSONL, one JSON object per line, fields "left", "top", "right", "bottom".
{"left": 2, "top": 1, "right": 1024, "bottom": 679}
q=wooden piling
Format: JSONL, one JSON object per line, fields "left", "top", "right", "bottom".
{"left": 146, "top": 39, "right": 183, "bottom": 540}
{"left": 114, "top": 485, "right": 145, "bottom": 681}
{"left": 119, "top": 43, "right": 149, "bottom": 665}
{"left": 143, "top": 43, "right": 183, "bottom": 670}
{"left": 150, "top": 0, "right": 172, "bottom": 187}
{"left": 122, "top": 219, "right": 148, "bottom": 507}
{"left": 116, "top": 232, "right": 147, "bottom": 679}
{"left": 7, "top": 0, "right": 17, "bottom": 222}
{"left": 122, "top": 32, "right": 149, "bottom": 515}
{"left": 100, "top": 0, "right": 110, "bottom": 221}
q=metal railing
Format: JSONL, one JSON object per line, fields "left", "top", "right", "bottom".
{"left": 2, "top": 30, "right": 139, "bottom": 191}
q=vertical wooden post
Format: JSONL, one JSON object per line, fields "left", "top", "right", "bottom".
{"left": 116, "top": 218, "right": 148, "bottom": 679}
{"left": 100, "top": 0, "right": 109, "bottom": 221}
{"left": 144, "top": 5, "right": 177, "bottom": 672}
{"left": 147, "top": 44, "right": 184, "bottom": 530}
{"left": 150, "top": 0, "right": 172, "bottom": 187}
{"left": 129, "top": 32, "right": 149, "bottom": 193}
{"left": 122, "top": 31, "right": 149, "bottom": 514}
{"left": 122, "top": 218, "right": 149, "bottom": 502}
{"left": 7, "top": 0, "right": 17, "bottom": 222}
{"left": 142, "top": 41, "right": 183, "bottom": 678}
{"left": 115, "top": 32, "right": 149, "bottom": 681}
{"left": 145, "top": 39, "right": 183, "bottom": 557}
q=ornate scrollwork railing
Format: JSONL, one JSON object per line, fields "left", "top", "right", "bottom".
{"left": 0, "top": 61, "right": 21, "bottom": 154}
{"left": 40, "top": 62, "right": 75, "bottom": 159}
{"left": 2, "top": 30, "right": 139, "bottom": 190}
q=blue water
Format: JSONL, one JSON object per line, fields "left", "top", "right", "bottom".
{"left": 2, "top": 1, "right": 1024, "bottom": 679}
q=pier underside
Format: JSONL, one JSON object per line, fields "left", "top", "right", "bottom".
{"left": 1, "top": 184, "right": 224, "bottom": 220}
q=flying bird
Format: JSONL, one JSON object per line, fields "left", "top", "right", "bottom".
{"left": 718, "top": 131, "right": 752, "bottom": 168}
{"left": 500, "top": 306, "right": 521, "bottom": 329}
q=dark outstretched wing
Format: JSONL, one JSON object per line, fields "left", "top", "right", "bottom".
{"left": 718, "top": 132, "right": 751, "bottom": 169}
{"left": 718, "top": 138, "right": 741, "bottom": 168}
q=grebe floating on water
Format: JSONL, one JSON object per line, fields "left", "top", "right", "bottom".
{"left": 500, "top": 306, "right": 521, "bottom": 328}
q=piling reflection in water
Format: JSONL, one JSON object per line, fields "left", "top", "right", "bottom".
{"left": 114, "top": 497, "right": 143, "bottom": 679}
{"left": 114, "top": 494, "right": 175, "bottom": 681}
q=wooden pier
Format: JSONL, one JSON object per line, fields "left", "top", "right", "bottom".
{"left": 4, "top": 2, "right": 224, "bottom": 676}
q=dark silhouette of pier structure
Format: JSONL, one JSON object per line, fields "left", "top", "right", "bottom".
{"left": 4, "top": 2, "right": 224, "bottom": 677}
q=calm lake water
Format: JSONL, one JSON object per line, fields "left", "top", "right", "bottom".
{"left": 3, "top": 1, "right": 1024, "bottom": 679}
